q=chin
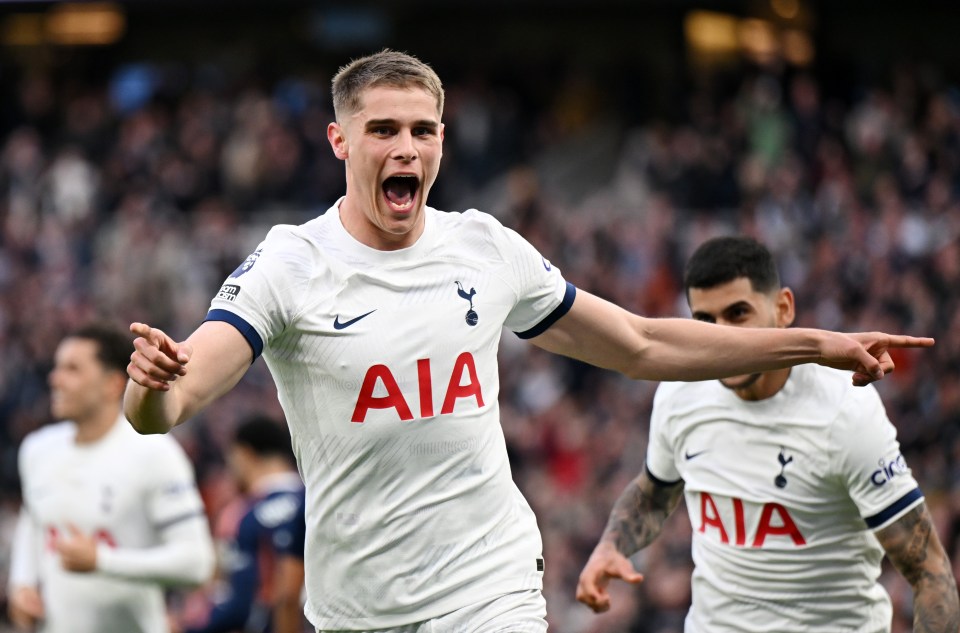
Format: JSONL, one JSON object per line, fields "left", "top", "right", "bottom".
{"left": 383, "top": 209, "right": 423, "bottom": 233}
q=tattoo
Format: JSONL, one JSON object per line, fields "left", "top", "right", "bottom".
{"left": 602, "top": 468, "right": 683, "bottom": 556}
{"left": 876, "top": 503, "right": 960, "bottom": 633}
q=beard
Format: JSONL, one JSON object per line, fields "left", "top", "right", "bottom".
{"left": 719, "top": 372, "right": 763, "bottom": 391}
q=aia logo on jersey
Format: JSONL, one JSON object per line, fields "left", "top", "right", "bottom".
{"left": 698, "top": 492, "right": 806, "bottom": 548}
{"left": 351, "top": 353, "right": 485, "bottom": 422}
{"left": 229, "top": 249, "right": 262, "bottom": 278}
{"left": 871, "top": 452, "right": 908, "bottom": 486}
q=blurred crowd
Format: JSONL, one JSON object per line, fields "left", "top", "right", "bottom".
{"left": 1, "top": 49, "right": 959, "bottom": 633}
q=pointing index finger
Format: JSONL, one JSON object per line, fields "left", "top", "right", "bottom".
{"left": 129, "top": 322, "right": 151, "bottom": 338}
{"left": 890, "top": 335, "right": 935, "bottom": 348}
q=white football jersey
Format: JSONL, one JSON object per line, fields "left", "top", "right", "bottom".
{"left": 13, "top": 417, "right": 209, "bottom": 633}
{"left": 646, "top": 364, "right": 922, "bottom": 633}
{"left": 206, "top": 201, "right": 571, "bottom": 628}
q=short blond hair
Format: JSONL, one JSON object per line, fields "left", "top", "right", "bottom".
{"left": 331, "top": 49, "right": 444, "bottom": 121}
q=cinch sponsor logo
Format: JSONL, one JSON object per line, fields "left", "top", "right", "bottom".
{"left": 217, "top": 284, "right": 241, "bottom": 302}
{"left": 871, "top": 453, "right": 909, "bottom": 486}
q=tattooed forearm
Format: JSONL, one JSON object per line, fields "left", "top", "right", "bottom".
{"left": 601, "top": 469, "right": 684, "bottom": 556}
{"left": 877, "top": 503, "right": 960, "bottom": 633}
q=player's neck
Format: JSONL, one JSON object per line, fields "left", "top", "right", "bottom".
{"left": 73, "top": 406, "right": 122, "bottom": 444}
{"left": 337, "top": 195, "right": 425, "bottom": 251}
{"left": 733, "top": 367, "right": 792, "bottom": 402}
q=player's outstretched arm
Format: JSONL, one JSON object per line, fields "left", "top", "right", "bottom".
{"left": 876, "top": 503, "right": 960, "bottom": 633}
{"left": 125, "top": 321, "right": 252, "bottom": 434}
{"left": 532, "top": 289, "right": 933, "bottom": 385}
{"left": 576, "top": 469, "right": 683, "bottom": 613}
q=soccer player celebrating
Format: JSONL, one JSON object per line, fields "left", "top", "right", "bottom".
{"left": 125, "top": 50, "right": 935, "bottom": 631}
{"left": 7, "top": 325, "right": 215, "bottom": 633}
{"left": 576, "top": 237, "right": 959, "bottom": 632}
{"left": 181, "top": 416, "right": 306, "bottom": 633}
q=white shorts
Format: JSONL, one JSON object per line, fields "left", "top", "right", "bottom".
{"left": 316, "top": 589, "right": 547, "bottom": 633}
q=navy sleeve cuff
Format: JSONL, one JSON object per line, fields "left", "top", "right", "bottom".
{"left": 645, "top": 464, "right": 683, "bottom": 487}
{"left": 515, "top": 282, "right": 577, "bottom": 340}
{"left": 864, "top": 487, "right": 924, "bottom": 529}
{"left": 204, "top": 309, "right": 264, "bottom": 360}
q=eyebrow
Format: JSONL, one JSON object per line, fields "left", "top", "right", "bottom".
{"left": 692, "top": 300, "right": 753, "bottom": 321}
{"left": 722, "top": 301, "right": 752, "bottom": 314}
{"left": 365, "top": 118, "right": 439, "bottom": 131}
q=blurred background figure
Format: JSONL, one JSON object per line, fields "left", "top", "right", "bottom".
{"left": 174, "top": 415, "right": 306, "bottom": 633}
{"left": 6, "top": 325, "right": 214, "bottom": 633}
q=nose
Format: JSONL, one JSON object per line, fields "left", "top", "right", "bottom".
{"left": 392, "top": 129, "right": 417, "bottom": 162}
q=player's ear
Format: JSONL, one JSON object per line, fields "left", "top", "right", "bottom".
{"left": 775, "top": 287, "right": 795, "bottom": 328}
{"left": 328, "top": 122, "right": 348, "bottom": 160}
{"left": 107, "top": 370, "right": 128, "bottom": 400}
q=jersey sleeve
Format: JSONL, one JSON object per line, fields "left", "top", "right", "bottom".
{"left": 145, "top": 436, "right": 208, "bottom": 529}
{"left": 831, "top": 385, "right": 923, "bottom": 531}
{"left": 97, "top": 435, "right": 215, "bottom": 585}
{"left": 7, "top": 507, "right": 40, "bottom": 589}
{"left": 490, "top": 220, "right": 575, "bottom": 338}
{"left": 644, "top": 383, "right": 682, "bottom": 484}
{"left": 9, "top": 435, "right": 42, "bottom": 589}
{"left": 204, "top": 226, "right": 311, "bottom": 360}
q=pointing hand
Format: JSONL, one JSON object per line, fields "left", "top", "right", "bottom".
{"left": 127, "top": 322, "right": 193, "bottom": 391}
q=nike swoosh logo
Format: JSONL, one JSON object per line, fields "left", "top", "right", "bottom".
{"left": 684, "top": 449, "right": 708, "bottom": 460}
{"left": 333, "top": 310, "right": 376, "bottom": 330}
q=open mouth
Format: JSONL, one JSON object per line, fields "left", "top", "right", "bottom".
{"left": 382, "top": 175, "right": 420, "bottom": 211}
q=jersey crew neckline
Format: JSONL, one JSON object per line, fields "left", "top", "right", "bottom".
{"left": 330, "top": 196, "right": 441, "bottom": 264}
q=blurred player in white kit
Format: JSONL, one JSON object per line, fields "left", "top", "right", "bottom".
{"left": 6, "top": 325, "right": 214, "bottom": 633}
{"left": 577, "top": 237, "right": 959, "bottom": 633}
